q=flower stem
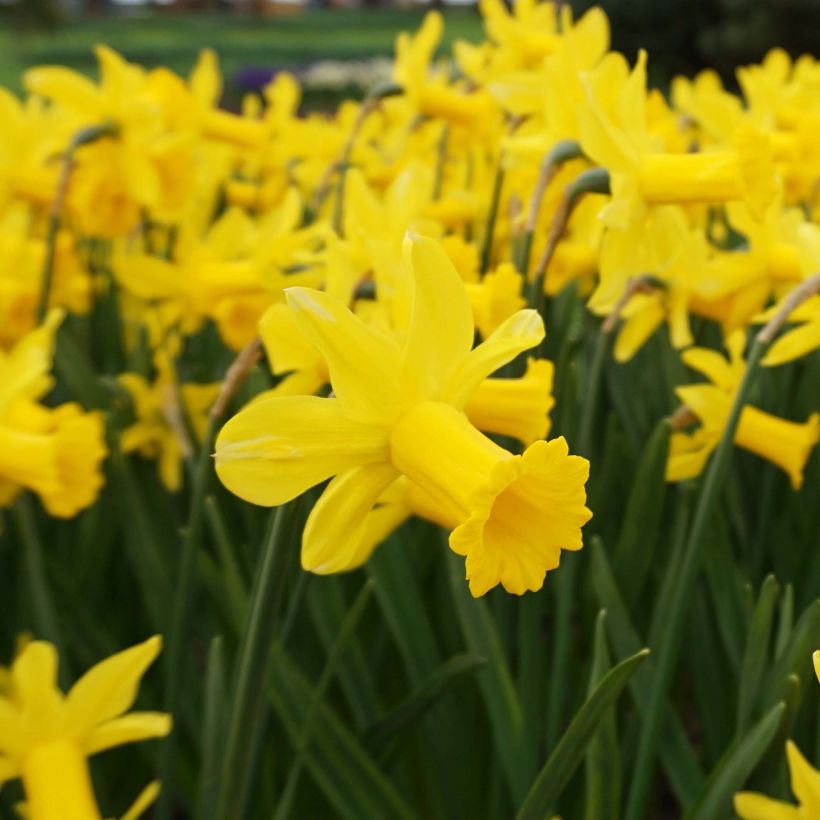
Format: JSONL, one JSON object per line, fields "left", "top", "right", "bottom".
{"left": 518, "top": 140, "right": 582, "bottom": 278}
{"left": 529, "top": 168, "right": 610, "bottom": 319}
{"left": 623, "top": 318, "right": 785, "bottom": 819}
{"left": 13, "top": 494, "right": 68, "bottom": 679}
{"left": 215, "top": 502, "right": 295, "bottom": 820}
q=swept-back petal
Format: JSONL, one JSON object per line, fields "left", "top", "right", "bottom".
{"left": 786, "top": 740, "right": 820, "bottom": 810}
{"left": 445, "top": 309, "right": 544, "bottom": 408}
{"left": 24, "top": 66, "right": 102, "bottom": 119}
{"left": 64, "top": 636, "right": 162, "bottom": 737}
{"left": 122, "top": 780, "right": 162, "bottom": 820}
{"left": 682, "top": 347, "right": 737, "bottom": 389}
{"left": 402, "top": 235, "right": 475, "bottom": 401}
{"left": 301, "top": 461, "right": 400, "bottom": 574}
{"left": 286, "top": 287, "right": 402, "bottom": 424}
{"left": 0, "top": 309, "right": 64, "bottom": 417}
{"left": 733, "top": 792, "right": 801, "bottom": 820}
{"left": 215, "top": 395, "right": 388, "bottom": 506}
{"left": 762, "top": 320, "right": 820, "bottom": 367}
{"left": 84, "top": 712, "right": 172, "bottom": 756}
{"left": 12, "top": 642, "right": 64, "bottom": 726}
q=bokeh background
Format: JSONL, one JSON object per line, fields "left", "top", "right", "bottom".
{"left": 4, "top": 0, "right": 819, "bottom": 106}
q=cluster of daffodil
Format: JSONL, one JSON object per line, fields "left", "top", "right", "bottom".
{"left": 1, "top": 1, "right": 819, "bottom": 817}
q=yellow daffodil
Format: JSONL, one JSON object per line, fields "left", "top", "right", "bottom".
{"left": 466, "top": 262, "right": 526, "bottom": 339}
{"left": 0, "top": 311, "right": 107, "bottom": 517}
{"left": 118, "top": 373, "right": 220, "bottom": 492}
{"left": 579, "top": 50, "right": 777, "bottom": 233}
{"left": 216, "top": 235, "right": 590, "bottom": 596}
{"left": 393, "top": 11, "right": 496, "bottom": 129}
{"left": 0, "top": 636, "right": 170, "bottom": 820}
{"left": 667, "top": 332, "right": 819, "bottom": 489}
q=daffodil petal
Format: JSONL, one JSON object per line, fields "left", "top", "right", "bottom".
{"left": 286, "top": 287, "right": 402, "bottom": 424}
{"left": 786, "top": 740, "right": 820, "bottom": 810}
{"left": 733, "top": 791, "right": 801, "bottom": 820}
{"left": 121, "top": 781, "right": 162, "bottom": 820}
{"left": 12, "top": 642, "right": 63, "bottom": 720}
{"left": 762, "top": 320, "right": 820, "bottom": 367}
{"left": 446, "top": 309, "right": 544, "bottom": 408}
{"left": 84, "top": 712, "right": 172, "bottom": 756}
{"left": 301, "top": 461, "right": 399, "bottom": 574}
{"left": 401, "top": 234, "right": 475, "bottom": 400}
{"left": 215, "top": 395, "right": 388, "bottom": 507}
{"left": 65, "top": 636, "right": 162, "bottom": 735}
{"left": 24, "top": 66, "right": 102, "bottom": 118}
{"left": 681, "top": 347, "right": 737, "bottom": 388}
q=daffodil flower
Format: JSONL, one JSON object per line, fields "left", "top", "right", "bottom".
{"left": 0, "top": 636, "right": 170, "bottom": 820}
{"left": 393, "top": 11, "right": 495, "bottom": 129}
{"left": 0, "top": 312, "right": 107, "bottom": 517}
{"left": 579, "top": 50, "right": 777, "bottom": 233}
{"left": 216, "top": 235, "right": 590, "bottom": 596}
{"left": 667, "top": 332, "right": 819, "bottom": 489}
{"left": 118, "top": 373, "right": 220, "bottom": 492}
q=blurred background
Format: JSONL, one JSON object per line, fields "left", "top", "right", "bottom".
{"left": 3, "top": 0, "right": 819, "bottom": 108}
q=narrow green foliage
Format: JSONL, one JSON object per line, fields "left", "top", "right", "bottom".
{"left": 685, "top": 701, "right": 785, "bottom": 820}
{"left": 364, "top": 653, "right": 488, "bottom": 759}
{"left": 275, "top": 580, "right": 374, "bottom": 820}
{"left": 269, "top": 645, "right": 416, "bottom": 820}
{"left": 613, "top": 419, "right": 670, "bottom": 604}
{"left": 737, "top": 575, "right": 780, "bottom": 735}
{"left": 516, "top": 647, "right": 649, "bottom": 820}
{"left": 198, "top": 636, "right": 226, "bottom": 820}
{"left": 447, "top": 550, "right": 530, "bottom": 803}
{"left": 584, "top": 610, "right": 621, "bottom": 820}
{"left": 215, "top": 503, "right": 294, "bottom": 820}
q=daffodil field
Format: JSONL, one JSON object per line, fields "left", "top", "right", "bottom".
{"left": 1, "top": 2, "right": 820, "bottom": 818}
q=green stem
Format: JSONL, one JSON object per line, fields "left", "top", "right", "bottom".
{"left": 518, "top": 140, "right": 582, "bottom": 278}
{"left": 623, "top": 340, "right": 765, "bottom": 820}
{"left": 37, "top": 122, "right": 117, "bottom": 324}
{"left": 215, "top": 502, "right": 294, "bottom": 820}
{"left": 156, "top": 416, "right": 218, "bottom": 820}
{"left": 530, "top": 168, "right": 610, "bottom": 319}
{"left": 432, "top": 123, "right": 450, "bottom": 201}
{"left": 479, "top": 159, "right": 505, "bottom": 274}
{"left": 274, "top": 580, "right": 374, "bottom": 820}
{"left": 13, "top": 494, "right": 67, "bottom": 671}
{"left": 577, "top": 329, "right": 610, "bottom": 459}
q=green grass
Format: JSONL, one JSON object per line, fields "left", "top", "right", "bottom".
{"left": 0, "top": 8, "right": 484, "bottom": 97}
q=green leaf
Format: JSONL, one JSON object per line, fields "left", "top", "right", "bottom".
{"left": 545, "top": 555, "right": 579, "bottom": 757}
{"left": 269, "top": 644, "right": 416, "bottom": 820}
{"left": 584, "top": 610, "right": 620, "bottom": 820}
{"left": 761, "top": 599, "right": 820, "bottom": 709}
{"left": 515, "top": 647, "right": 649, "bottom": 820}
{"left": 307, "top": 577, "right": 381, "bottom": 730}
{"left": 447, "top": 550, "right": 531, "bottom": 803}
{"left": 737, "top": 575, "right": 780, "bottom": 735}
{"left": 613, "top": 419, "right": 669, "bottom": 605}
{"left": 590, "top": 539, "right": 704, "bottom": 805}
{"left": 774, "top": 584, "right": 794, "bottom": 660}
{"left": 215, "top": 503, "right": 295, "bottom": 820}
{"left": 365, "top": 653, "right": 488, "bottom": 759}
{"left": 275, "top": 580, "right": 374, "bottom": 820}
{"left": 198, "top": 636, "right": 226, "bottom": 820}
{"left": 684, "top": 701, "right": 785, "bottom": 820}
{"left": 624, "top": 338, "right": 770, "bottom": 820}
